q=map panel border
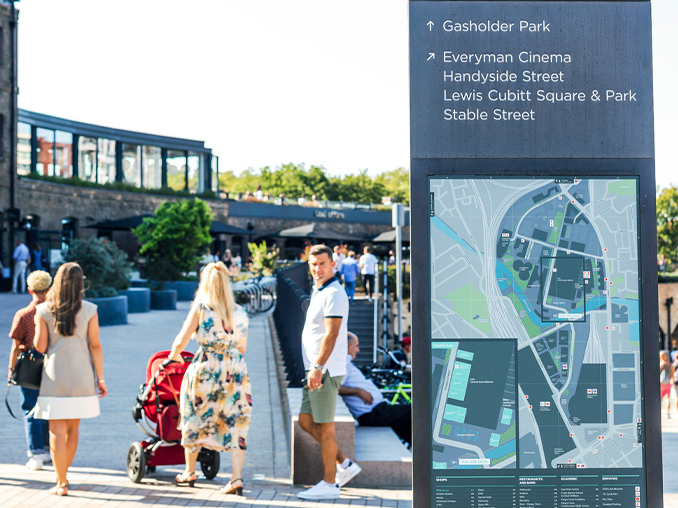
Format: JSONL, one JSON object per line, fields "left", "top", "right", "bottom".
{"left": 409, "top": 159, "right": 662, "bottom": 508}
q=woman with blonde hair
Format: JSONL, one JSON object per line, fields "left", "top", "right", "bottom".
{"left": 168, "top": 261, "right": 251, "bottom": 495}
{"left": 33, "top": 262, "right": 108, "bottom": 496}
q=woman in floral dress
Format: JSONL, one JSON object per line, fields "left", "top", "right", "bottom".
{"left": 168, "top": 262, "right": 251, "bottom": 495}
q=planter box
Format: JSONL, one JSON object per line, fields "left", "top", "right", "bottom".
{"left": 150, "top": 289, "right": 178, "bottom": 310}
{"left": 118, "top": 288, "right": 151, "bottom": 313}
{"left": 163, "top": 281, "right": 200, "bottom": 301}
{"left": 88, "top": 295, "right": 128, "bottom": 326}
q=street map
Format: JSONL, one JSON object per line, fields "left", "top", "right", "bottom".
{"left": 429, "top": 177, "right": 643, "bottom": 471}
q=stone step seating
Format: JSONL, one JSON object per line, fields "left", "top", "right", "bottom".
{"left": 286, "top": 387, "right": 411, "bottom": 488}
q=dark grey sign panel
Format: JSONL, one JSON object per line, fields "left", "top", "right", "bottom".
{"left": 410, "top": 1, "right": 653, "bottom": 158}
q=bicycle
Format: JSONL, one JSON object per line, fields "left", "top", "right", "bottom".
{"left": 236, "top": 273, "right": 277, "bottom": 314}
{"left": 361, "top": 346, "right": 412, "bottom": 405}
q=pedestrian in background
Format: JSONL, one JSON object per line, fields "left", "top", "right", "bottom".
{"left": 33, "top": 262, "right": 108, "bottom": 496}
{"left": 660, "top": 350, "right": 674, "bottom": 419}
{"left": 30, "top": 243, "right": 46, "bottom": 273}
{"left": 7, "top": 270, "right": 53, "bottom": 471}
{"left": 340, "top": 251, "right": 360, "bottom": 303}
{"left": 358, "top": 245, "right": 378, "bottom": 301}
{"left": 12, "top": 239, "right": 31, "bottom": 294}
{"left": 168, "top": 262, "right": 251, "bottom": 495}
{"left": 333, "top": 245, "right": 346, "bottom": 277}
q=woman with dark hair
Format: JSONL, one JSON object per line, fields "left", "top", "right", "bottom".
{"left": 33, "top": 262, "right": 108, "bottom": 496}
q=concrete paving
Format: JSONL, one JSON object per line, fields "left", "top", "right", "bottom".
{"left": 0, "top": 293, "right": 411, "bottom": 507}
{"left": 1, "top": 292, "right": 678, "bottom": 506}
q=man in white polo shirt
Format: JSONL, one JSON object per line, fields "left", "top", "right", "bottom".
{"left": 297, "top": 244, "right": 361, "bottom": 500}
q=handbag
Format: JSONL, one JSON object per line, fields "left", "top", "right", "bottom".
{"left": 12, "top": 349, "right": 44, "bottom": 390}
{"left": 5, "top": 349, "right": 44, "bottom": 420}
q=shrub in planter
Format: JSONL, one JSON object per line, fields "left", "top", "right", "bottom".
{"left": 247, "top": 241, "right": 279, "bottom": 277}
{"left": 62, "top": 237, "right": 132, "bottom": 298}
{"left": 133, "top": 199, "right": 213, "bottom": 285}
{"left": 62, "top": 237, "right": 132, "bottom": 325}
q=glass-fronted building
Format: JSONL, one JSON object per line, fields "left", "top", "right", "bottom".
{"left": 17, "top": 110, "right": 218, "bottom": 193}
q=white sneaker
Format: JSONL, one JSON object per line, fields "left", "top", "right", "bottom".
{"left": 39, "top": 452, "right": 52, "bottom": 464}
{"left": 26, "top": 456, "right": 43, "bottom": 470}
{"left": 336, "top": 460, "right": 362, "bottom": 487}
{"left": 297, "top": 480, "right": 340, "bottom": 500}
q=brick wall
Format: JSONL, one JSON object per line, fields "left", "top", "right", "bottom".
{"left": 9, "top": 178, "right": 396, "bottom": 265}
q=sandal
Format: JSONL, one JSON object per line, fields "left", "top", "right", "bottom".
{"left": 220, "top": 477, "right": 244, "bottom": 496}
{"left": 174, "top": 472, "right": 197, "bottom": 487}
{"left": 49, "top": 483, "right": 68, "bottom": 496}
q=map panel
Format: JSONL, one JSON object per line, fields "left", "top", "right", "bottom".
{"left": 429, "top": 177, "right": 643, "bottom": 471}
{"left": 431, "top": 340, "right": 517, "bottom": 469}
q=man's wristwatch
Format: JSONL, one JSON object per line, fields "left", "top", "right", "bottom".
{"left": 312, "top": 363, "right": 323, "bottom": 372}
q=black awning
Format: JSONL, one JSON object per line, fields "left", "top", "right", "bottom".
{"left": 86, "top": 215, "right": 252, "bottom": 236}
{"left": 85, "top": 215, "right": 153, "bottom": 231}
{"left": 276, "top": 223, "right": 365, "bottom": 241}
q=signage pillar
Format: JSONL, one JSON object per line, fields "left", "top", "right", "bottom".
{"left": 409, "top": 1, "right": 661, "bottom": 507}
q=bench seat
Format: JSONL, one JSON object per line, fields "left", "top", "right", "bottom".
{"left": 286, "top": 387, "right": 412, "bottom": 487}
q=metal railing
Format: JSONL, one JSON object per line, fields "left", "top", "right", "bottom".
{"left": 273, "top": 263, "right": 310, "bottom": 387}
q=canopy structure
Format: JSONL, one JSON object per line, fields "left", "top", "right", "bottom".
{"left": 276, "top": 223, "right": 365, "bottom": 242}
{"left": 85, "top": 215, "right": 153, "bottom": 231}
{"left": 372, "top": 229, "right": 410, "bottom": 243}
{"left": 86, "top": 216, "right": 253, "bottom": 235}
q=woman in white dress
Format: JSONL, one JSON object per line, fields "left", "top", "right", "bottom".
{"left": 33, "top": 262, "right": 108, "bottom": 496}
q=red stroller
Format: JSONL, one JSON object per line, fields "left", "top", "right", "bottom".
{"left": 126, "top": 350, "right": 220, "bottom": 483}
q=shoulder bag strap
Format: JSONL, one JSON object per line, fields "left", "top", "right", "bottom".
{"left": 5, "top": 384, "right": 22, "bottom": 420}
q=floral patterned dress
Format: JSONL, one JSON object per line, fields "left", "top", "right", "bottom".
{"left": 180, "top": 303, "right": 251, "bottom": 452}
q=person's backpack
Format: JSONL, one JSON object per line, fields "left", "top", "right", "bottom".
{"left": 661, "top": 365, "right": 671, "bottom": 384}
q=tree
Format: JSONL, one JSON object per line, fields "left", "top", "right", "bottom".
{"left": 375, "top": 167, "right": 410, "bottom": 205}
{"left": 133, "top": 198, "right": 213, "bottom": 282}
{"left": 62, "top": 237, "right": 132, "bottom": 298}
{"left": 657, "top": 186, "right": 678, "bottom": 264}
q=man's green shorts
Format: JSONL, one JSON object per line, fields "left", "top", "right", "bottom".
{"left": 300, "top": 371, "right": 345, "bottom": 423}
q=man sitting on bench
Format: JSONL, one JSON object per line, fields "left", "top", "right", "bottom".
{"left": 339, "top": 332, "right": 412, "bottom": 447}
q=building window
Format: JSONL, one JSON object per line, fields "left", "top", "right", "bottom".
{"left": 122, "top": 143, "right": 141, "bottom": 187}
{"left": 143, "top": 146, "right": 162, "bottom": 189}
{"left": 36, "top": 128, "right": 55, "bottom": 176}
{"left": 166, "top": 150, "right": 186, "bottom": 191}
{"left": 211, "top": 155, "right": 219, "bottom": 192}
{"left": 17, "top": 122, "right": 31, "bottom": 175}
{"left": 97, "top": 138, "right": 116, "bottom": 184}
{"left": 55, "top": 131, "right": 73, "bottom": 178}
{"left": 78, "top": 136, "right": 97, "bottom": 182}
{"left": 187, "top": 152, "right": 202, "bottom": 193}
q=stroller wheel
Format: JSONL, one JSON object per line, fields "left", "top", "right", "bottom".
{"left": 126, "top": 442, "right": 146, "bottom": 483}
{"left": 199, "top": 449, "right": 220, "bottom": 480}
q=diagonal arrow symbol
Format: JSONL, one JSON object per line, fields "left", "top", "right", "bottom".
{"left": 427, "top": 53, "right": 435, "bottom": 61}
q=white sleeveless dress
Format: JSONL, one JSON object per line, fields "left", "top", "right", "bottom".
{"left": 33, "top": 301, "right": 100, "bottom": 420}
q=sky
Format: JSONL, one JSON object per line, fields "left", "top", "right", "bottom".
{"left": 16, "top": 0, "right": 677, "bottom": 189}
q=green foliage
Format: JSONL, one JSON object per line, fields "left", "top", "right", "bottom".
{"left": 387, "top": 264, "right": 410, "bottom": 301}
{"left": 134, "top": 199, "right": 213, "bottom": 282}
{"left": 62, "top": 237, "right": 132, "bottom": 298}
{"left": 375, "top": 168, "right": 410, "bottom": 205}
{"left": 657, "top": 187, "right": 678, "bottom": 264}
{"left": 218, "top": 163, "right": 406, "bottom": 205}
{"left": 21, "top": 172, "right": 216, "bottom": 199}
{"left": 247, "top": 241, "right": 279, "bottom": 276}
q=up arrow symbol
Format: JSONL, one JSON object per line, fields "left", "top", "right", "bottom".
{"left": 427, "top": 21, "right": 434, "bottom": 31}
{"left": 427, "top": 53, "right": 435, "bottom": 61}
